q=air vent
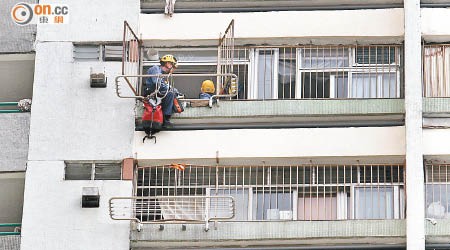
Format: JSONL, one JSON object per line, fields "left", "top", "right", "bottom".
{"left": 103, "top": 45, "right": 123, "bottom": 61}
{"left": 73, "top": 45, "right": 100, "bottom": 61}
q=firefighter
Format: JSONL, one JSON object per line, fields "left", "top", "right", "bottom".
{"left": 144, "top": 54, "right": 178, "bottom": 127}
{"left": 199, "top": 80, "right": 215, "bottom": 99}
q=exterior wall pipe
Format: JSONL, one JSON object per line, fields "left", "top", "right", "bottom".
{"left": 141, "top": 4, "right": 450, "bottom": 14}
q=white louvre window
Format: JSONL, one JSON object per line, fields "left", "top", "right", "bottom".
{"left": 135, "top": 164, "right": 405, "bottom": 222}
{"left": 65, "top": 162, "right": 122, "bottom": 180}
{"left": 73, "top": 44, "right": 100, "bottom": 61}
{"left": 103, "top": 45, "right": 123, "bottom": 61}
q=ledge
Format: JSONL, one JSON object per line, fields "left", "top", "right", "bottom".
{"left": 423, "top": 98, "right": 450, "bottom": 117}
{"left": 136, "top": 99, "right": 405, "bottom": 129}
{"left": 131, "top": 220, "right": 406, "bottom": 248}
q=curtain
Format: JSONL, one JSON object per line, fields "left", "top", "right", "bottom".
{"left": 423, "top": 46, "right": 450, "bottom": 97}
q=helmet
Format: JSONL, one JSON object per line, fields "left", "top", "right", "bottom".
{"left": 160, "top": 54, "right": 177, "bottom": 65}
{"left": 201, "top": 80, "right": 215, "bottom": 94}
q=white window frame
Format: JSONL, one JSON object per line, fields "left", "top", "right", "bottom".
{"left": 297, "top": 47, "right": 401, "bottom": 99}
{"left": 250, "top": 48, "right": 279, "bottom": 99}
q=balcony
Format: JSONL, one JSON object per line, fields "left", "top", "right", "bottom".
{"left": 123, "top": 45, "right": 405, "bottom": 129}
{"left": 116, "top": 164, "right": 406, "bottom": 248}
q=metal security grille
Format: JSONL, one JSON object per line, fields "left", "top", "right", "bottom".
{"left": 135, "top": 164, "right": 405, "bottom": 222}
{"left": 217, "top": 19, "right": 236, "bottom": 96}
{"left": 425, "top": 164, "right": 450, "bottom": 219}
{"left": 252, "top": 45, "right": 402, "bottom": 99}
{"left": 423, "top": 44, "right": 450, "bottom": 97}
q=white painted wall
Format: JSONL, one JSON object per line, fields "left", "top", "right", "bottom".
{"left": 27, "top": 42, "right": 135, "bottom": 161}
{"left": 20, "top": 161, "right": 132, "bottom": 250}
{"left": 422, "top": 8, "right": 450, "bottom": 42}
{"left": 423, "top": 129, "right": 450, "bottom": 156}
{"left": 37, "top": 0, "right": 139, "bottom": 42}
{"left": 22, "top": 0, "right": 139, "bottom": 249}
{"left": 139, "top": 8, "right": 404, "bottom": 42}
{"left": 134, "top": 126, "right": 406, "bottom": 162}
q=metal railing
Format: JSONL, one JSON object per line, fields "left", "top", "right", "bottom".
{"left": 0, "top": 102, "right": 21, "bottom": 113}
{"left": 115, "top": 73, "right": 238, "bottom": 107}
{"left": 0, "top": 224, "right": 21, "bottom": 236}
{"left": 425, "top": 164, "right": 450, "bottom": 219}
{"left": 423, "top": 44, "right": 450, "bottom": 97}
{"left": 109, "top": 196, "right": 235, "bottom": 231}
{"left": 135, "top": 164, "right": 405, "bottom": 221}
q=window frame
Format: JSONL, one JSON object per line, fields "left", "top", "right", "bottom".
{"left": 64, "top": 161, "right": 122, "bottom": 181}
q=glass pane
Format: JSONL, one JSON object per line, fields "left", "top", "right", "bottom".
{"left": 252, "top": 192, "right": 293, "bottom": 220}
{"left": 257, "top": 50, "right": 275, "bottom": 99}
{"left": 355, "top": 187, "right": 394, "bottom": 219}
{"left": 65, "top": 163, "right": 92, "bottom": 180}
{"left": 94, "top": 163, "right": 121, "bottom": 180}
{"left": 297, "top": 195, "right": 338, "bottom": 220}
{"left": 301, "top": 72, "right": 331, "bottom": 98}
{"left": 426, "top": 184, "right": 450, "bottom": 219}
{"left": 351, "top": 73, "right": 397, "bottom": 98}
{"left": 356, "top": 47, "right": 396, "bottom": 64}
{"left": 210, "top": 189, "right": 248, "bottom": 221}
{"left": 301, "top": 47, "right": 349, "bottom": 69}
{"left": 278, "top": 48, "right": 296, "bottom": 99}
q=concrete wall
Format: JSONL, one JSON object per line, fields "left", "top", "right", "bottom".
{"left": 132, "top": 220, "right": 405, "bottom": 248}
{"left": 20, "top": 161, "right": 132, "bottom": 250}
{"left": 0, "top": 54, "right": 34, "bottom": 104}
{"left": 21, "top": 0, "right": 140, "bottom": 250}
{"left": 27, "top": 42, "right": 135, "bottom": 161}
{"left": 423, "top": 129, "right": 450, "bottom": 156}
{"left": 422, "top": 8, "right": 450, "bottom": 42}
{"left": 0, "top": 0, "right": 36, "bottom": 53}
{"left": 134, "top": 126, "right": 406, "bottom": 163}
{"left": 0, "top": 172, "right": 25, "bottom": 226}
{"left": 0, "top": 113, "right": 30, "bottom": 172}
{"left": 139, "top": 8, "right": 404, "bottom": 43}
{"left": 36, "top": 0, "right": 139, "bottom": 42}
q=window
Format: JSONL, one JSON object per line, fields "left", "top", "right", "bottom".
{"left": 140, "top": 45, "right": 401, "bottom": 100}
{"left": 423, "top": 45, "right": 450, "bottom": 97}
{"left": 103, "top": 45, "right": 123, "bottom": 61}
{"left": 135, "top": 164, "right": 405, "bottom": 222}
{"left": 425, "top": 164, "right": 450, "bottom": 219}
{"left": 73, "top": 44, "right": 100, "bottom": 61}
{"left": 299, "top": 46, "right": 401, "bottom": 99}
{"left": 65, "top": 162, "right": 121, "bottom": 180}
{"left": 142, "top": 48, "right": 250, "bottom": 98}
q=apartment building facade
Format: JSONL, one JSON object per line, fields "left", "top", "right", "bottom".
{"left": 2, "top": 0, "right": 450, "bottom": 249}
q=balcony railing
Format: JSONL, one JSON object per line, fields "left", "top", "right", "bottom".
{"left": 134, "top": 164, "right": 405, "bottom": 222}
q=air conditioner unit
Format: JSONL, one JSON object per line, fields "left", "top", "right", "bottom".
{"left": 90, "top": 67, "right": 107, "bottom": 88}
{"left": 82, "top": 187, "right": 100, "bottom": 208}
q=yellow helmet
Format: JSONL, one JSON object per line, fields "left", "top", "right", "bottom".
{"left": 160, "top": 54, "right": 177, "bottom": 65}
{"left": 201, "top": 80, "right": 215, "bottom": 94}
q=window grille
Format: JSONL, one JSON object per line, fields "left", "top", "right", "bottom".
{"left": 142, "top": 45, "right": 401, "bottom": 100}
{"left": 135, "top": 164, "right": 405, "bottom": 222}
{"left": 425, "top": 164, "right": 450, "bottom": 219}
